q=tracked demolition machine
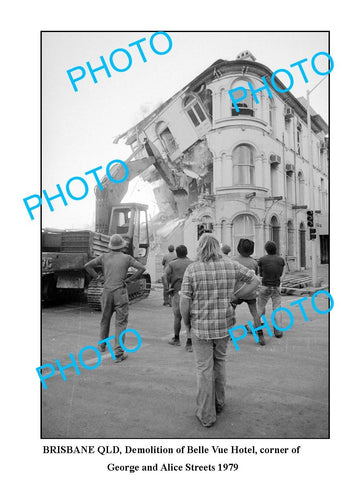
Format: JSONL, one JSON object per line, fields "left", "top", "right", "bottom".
{"left": 42, "top": 138, "right": 186, "bottom": 308}
{"left": 42, "top": 202, "right": 151, "bottom": 309}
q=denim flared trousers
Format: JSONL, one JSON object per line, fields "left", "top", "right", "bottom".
{"left": 191, "top": 333, "right": 229, "bottom": 427}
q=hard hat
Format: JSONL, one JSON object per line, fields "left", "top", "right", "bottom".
{"left": 108, "top": 234, "right": 127, "bottom": 251}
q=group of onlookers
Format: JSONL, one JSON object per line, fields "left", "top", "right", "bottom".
{"left": 162, "top": 235, "right": 285, "bottom": 427}
{"left": 85, "top": 231, "right": 286, "bottom": 429}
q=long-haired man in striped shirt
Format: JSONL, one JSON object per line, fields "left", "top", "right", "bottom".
{"left": 180, "top": 234, "right": 260, "bottom": 427}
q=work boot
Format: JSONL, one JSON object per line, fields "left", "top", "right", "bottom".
{"left": 113, "top": 353, "right": 128, "bottom": 363}
{"left": 274, "top": 328, "right": 283, "bottom": 338}
{"left": 258, "top": 331, "right": 266, "bottom": 346}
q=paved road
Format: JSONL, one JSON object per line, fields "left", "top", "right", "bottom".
{"left": 41, "top": 290, "right": 329, "bottom": 439}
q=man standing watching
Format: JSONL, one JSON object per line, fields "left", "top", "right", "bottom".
{"left": 165, "top": 245, "right": 193, "bottom": 351}
{"left": 257, "top": 240, "right": 286, "bottom": 338}
{"left": 231, "top": 238, "right": 265, "bottom": 346}
{"left": 180, "top": 234, "right": 260, "bottom": 427}
{"left": 161, "top": 245, "right": 177, "bottom": 306}
{"left": 84, "top": 234, "right": 146, "bottom": 363}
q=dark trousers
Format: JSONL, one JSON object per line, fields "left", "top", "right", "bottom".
{"left": 233, "top": 298, "right": 263, "bottom": 330}
{"left": 162, "top": 274, "right": 171, "bottom": 305}
{"left": 172, "top": 292, "right": 191, "bottom": 340}
{"left": 100, "top": 287, "right": 129, "bottom": 357}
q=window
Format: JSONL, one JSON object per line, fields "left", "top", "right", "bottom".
{"left": 110, "top": 208, "right": 131, "bottom": 235}
{"left": 199, "top": 88, "right": 213, "bottom": 120}
{"left": 286, "top": 171, "right": 293, "bottom": 202}
{"left": 287, "top": 220, "right": 294, "bottom": 256}
{"left": 184, "top": 95, "right": 209, "bottom": 127}
{"left": 269, "top": 98, "right": 275, "bottom": 134}
{"left": 230, "top": 79, "right": 254, "bottom": 116}
{"left": 270, "top": 216, "right": 280, "bottom": 254}
{"left": 298, "top": 171, "right": 304, "bottom": 205}
{"left": 321, "top": 178, "right": 326, "bottom": 212}
{"left": 270, "top": 163, "right": 279, "bottom": 196}
{"left": 156, "top": 121, "right": 178, "bottom": 155}
{"left": 232, "top": 144, "right": 254, "bottom": 185}
{"left": 139, "top": 209, "right": 149, "bottom": 245}
{"left": 297, "top": 121, "right": 302, "bottom": 156}
{"left": 233, "top": 214, "right": 255, "bottom": 252}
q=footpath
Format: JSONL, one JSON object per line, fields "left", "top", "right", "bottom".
{"left": 281, "top": 264, "right": 329, "bottom": 296}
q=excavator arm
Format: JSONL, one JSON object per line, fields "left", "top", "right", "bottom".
{"left": 95, "top": 139, "right": 178, "bottom": 233}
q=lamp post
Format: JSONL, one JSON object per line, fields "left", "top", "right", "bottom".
{"left": 306, "top": 76, "right": 327, "bottom": 286}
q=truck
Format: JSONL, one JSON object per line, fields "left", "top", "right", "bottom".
{"left": 42, "top": 203, "right": 151, "bottom": 309}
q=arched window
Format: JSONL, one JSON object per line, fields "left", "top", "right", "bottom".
{"left": 155, "top": 121, "right": 178, "bottom": 155}
{"left": 287, "top": 220, "right": 294, "bottom": 256}
{"left": 298, "top": 171, "right": 304, "bottom": 205}
{"left": 233, "top": 214, "right": 255, "bottom": 251}
{"left": 230, "top": 79, "right": 254, "bottom": 116}
{"left": 270, "top": 216, "right": 280, "bottom": 254}
{"left": 183, "top": 94, "right": 209, "bottom": 128}
{"left": 232, "top": 144, "right": 254, "bottom": 185}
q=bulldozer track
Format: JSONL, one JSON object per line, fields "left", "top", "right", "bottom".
{"left": 87, "top": 274, "right": 151, "bottom": 311}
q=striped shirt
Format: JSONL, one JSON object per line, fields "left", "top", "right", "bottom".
{"left": 181, "top": 257, "right": 255, "bottom": 340}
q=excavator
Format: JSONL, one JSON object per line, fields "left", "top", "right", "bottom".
{"left": 42, "top": 138, "right": 181, "bottom": 310}
{"left": 86, "top": 202, "right": 151, "bottom": 310}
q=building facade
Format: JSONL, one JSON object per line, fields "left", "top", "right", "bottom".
{"left": 120, "top": 51, "right": 329, "bottom": 278}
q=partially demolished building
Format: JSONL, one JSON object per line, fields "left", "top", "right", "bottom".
{"left": 115, "top": 51, "right": 329, "bottom": 280}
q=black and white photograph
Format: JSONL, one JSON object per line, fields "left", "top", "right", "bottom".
{"left": 4, "top": 2, "right": 339, "bottom": 478}
{"left": 40, "top": 30, "right": 330, "bottom": 438}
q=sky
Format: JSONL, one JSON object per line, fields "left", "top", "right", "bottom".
{"left": 41, "top": 31, "right": 330, "bottom": 229}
